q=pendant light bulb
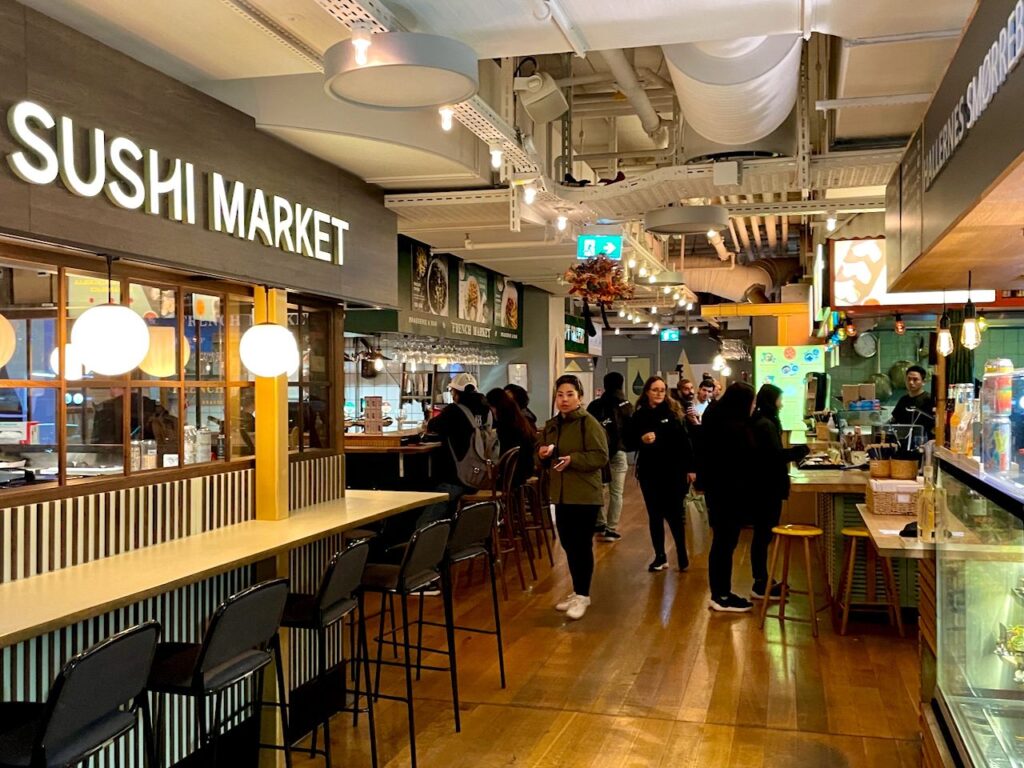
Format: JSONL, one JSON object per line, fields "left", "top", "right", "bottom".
{"left": 439, "top": 105, "right": 455, "bottom": 131}
{"left": 627, "top": 257, "right": 637, "bottom": 269}
{"left": 826, "top": 213, "right": 837, "bottom": 232}
{"left": 373, "top": 355, "right": 385, "bottom": 372}
{"left": 618, "top": 308, "right": 626, "bottom": 318}
{"left": 350, "top": 22, "right": 372, "bottom": 66}
{"left": 523, "top": 183, "right": 537, "bottom": 205}
{"left": 650, "top": 305, "right": 657, "bottom": 314}
{"left": 638, "top": 266, "right": 648, "bottom": 278}
{"left": 647, "top": 275, "right": 656, "bottom": 284}
{"left": 556, "top": 214, "right": 568, "bottom": 231}
{"left": 489, "top": 143, "right": 503, "bottom": 169}
{"left": 712, "top": 353, "right": 726, "bottom": 372}
{"left": 615, "top": 327, "right": 620, "bottom": 335}
{"left": 937, "top": 311, "right": 954, "bottom": 358}
{"left": 961, "top": 270, "right": 981, "bottom": 350}
{"left": 894, "top": 313, "right": 906, "bottom": 335}
{"left": 721, "top": 366, "right": 732, "bottom": 378}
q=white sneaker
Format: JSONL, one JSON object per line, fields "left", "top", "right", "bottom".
{"left": 554, "top": 592, "right": 577, "bottom": 612}
{"left": 566, "top": 595, "right": 591, "bottom": 620}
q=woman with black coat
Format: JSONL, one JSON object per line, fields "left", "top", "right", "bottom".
{"left": 698, "top": 382, "right": 758, "bottom": 613}
{"left": 626, "top": 376, "right": 696, "bottom": 573}
{"left": 749, "top": 384, "right": 810, "bottom": 599}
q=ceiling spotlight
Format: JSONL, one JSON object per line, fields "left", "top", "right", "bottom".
{"left": 690, "top": 326, "right": 699, "bottom": 335}
{"left": 638, "top": 266, "right": 648, "bottom": 278}
{"left": 712, "top": 353, "right": 726, "bottom": 371}
{"left": 627, "top": 257, "right": 637, "bottom": 269}
{"left": 524, "top": 183, "right": 537, "bottom": 204}
{"left": 826, "top": 212, "right": 837, "bottom": 232}
{"left": 439, "top": 105, "right": 455, "bottom": 131}
{"left": 556, "top": 214, "right": 568, "bottom": 231}
{"left": 721, "top": 365, "right": 732, "bottom": 377}
{"left": 618, "top": 308, "right": 626, "bottom": 318}
{"left": 633, "top": 316, "right": 640, "bottom": 324}
{"left": 678, "top": 298, "right": 686, "bottom": 307}
{"left": 706, "top": 228, "right": 717, "bottom": 240}
{"left": 350, "top": 21, "right": 372, "bottom": 66}
{"left": 490, "top": 143, "right": 504, "bottom": 169}
{"left": 615, "top": 327, "right": 620, "bottom": 335}
{"left": 647, "top": 321, "right": 653, "bottom": 328}
{"left": 650, "top": 305, "right": 657, "bottom": 313}
{"left": 651, "top": 325, "right": 658, "bottom": 335}
{"left": 626, "top": 312, "right": 633, "bottom": 321}
{"left": 648, "top": 275, "right": 656, "bottom": 284}
{"left": 663, "top": 286, "right": 672, "bottom": 295}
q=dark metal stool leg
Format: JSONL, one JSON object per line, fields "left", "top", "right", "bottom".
{"left": 140, "top": 694, "right": 158, "bottom": 768}
{"left": 399, "top": 592, "right": 418, "bottom": 768}
{"left": 415, "top": 592, "right": 426, "bottom": 681}
{"left": 487, "top": 552, "right": 507, "bottom": 689}
{"left": 441, "top": 566, "right": 461, "bottom": 733}
{"left": 357, "top": 593, "right": 379, "bottom": 768}
{"left": 374, "top": 593, "right": 387, "bottom": 698}
{"left": 318, "top": 628, "right": 333, "bottom": 767}
{"left": 271, "top": 634, "right": 294, "bottom": 768}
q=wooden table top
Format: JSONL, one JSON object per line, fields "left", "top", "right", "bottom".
{"left": 0, "top": 489, "right": 445, "bottom": 649}
{"left": 789, "top": 468, "right": 869, "bottom": 494}
{"left": 343, "top": 443, "right": 440, "bottom": 455}
{"left": 855, "top": 503, "right": 933, "bottom": 559}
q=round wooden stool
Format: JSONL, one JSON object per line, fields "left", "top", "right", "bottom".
{"left": 836, "top": 526, "right": 904, "bottom": 637}
{"left": 758, "top": 524, "right": 832, "bottom": 638}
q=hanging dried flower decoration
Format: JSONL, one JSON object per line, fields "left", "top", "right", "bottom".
{"left": 563, "top": 255, "right": 634, "bottom": 335}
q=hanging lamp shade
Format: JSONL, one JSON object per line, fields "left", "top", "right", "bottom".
{"left": 138, "top": 326, "right": 191, "bottom": 378}
{"left": 323, "top": 31, "right": 479, "bottom": 109}
{"left": 239, "top": 323, "right": 299, "bottom": 378}
{"left": 71, "top": 304, "right": 150, "bottom": 375}
{"left": 644, "top": 205, "right": 730, "bottom": 235}
{"left": 0, "top": 314, "right": 15, "bottom": 368}
{"left": 49, "top": 343, "right": 86, "bottom": 381}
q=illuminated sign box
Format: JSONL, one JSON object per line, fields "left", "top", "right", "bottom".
{"left": 659, "top": 327, "right": 680, "bottom": 342}
{"left": 831, "top": 238, "right": 994, "bottom": 306}
{"left": 577, "top": 234, "right": 622, "bottom": 260}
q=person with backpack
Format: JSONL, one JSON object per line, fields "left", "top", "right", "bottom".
{"left": 422, "top": 372, "right": 499, "bottom": 521}
{"left": 587, "top": 371, "right": 633, "bottom": 541}
{"left": 625, "top": 375, "right": 696, "bottom": 572}
{"left": 538, "top": 375, "right": 609, "bottom": 621}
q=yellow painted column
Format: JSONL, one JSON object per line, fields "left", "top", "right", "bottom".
{"left": 255, "top": 286, "right": 289, "bottom": 521}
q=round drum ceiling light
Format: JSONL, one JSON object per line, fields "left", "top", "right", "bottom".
{"left": 644, "top": 205, "right": 730, "bottom": 235}
{"left": 323, "top": 31, "right": 479, "bottom": 110}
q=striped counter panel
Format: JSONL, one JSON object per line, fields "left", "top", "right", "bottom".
{"left": 288, "top": 453, "right": 345, "bottom": 511}
{"left": 0, "top": 467, "right": 256, "bottom": 766}
{"left": 287, "top": 533, "right": 347, "bottom": 690}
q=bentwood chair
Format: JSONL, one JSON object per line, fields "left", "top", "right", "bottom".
{"left": 0, "top": 621, "right": 161, "bottom": 768}
{"left": 361, "top": 520, "right": 457, "bottom": 768}
{"left": 146, "top": 579, "right": 292, "bottom": 767}
{"left": 280, "top": 540, "right": 378, "bottom": 768}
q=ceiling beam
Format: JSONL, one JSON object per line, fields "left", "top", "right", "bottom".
{"left": 724, "top": 196, "right": 885, "bottom": 216}
{"left": 816, "top": 93, "right": 932, "bottom": 111}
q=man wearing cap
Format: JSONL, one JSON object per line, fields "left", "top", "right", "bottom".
{"left": 422, "top": 372, "right": 493, "bottom": 520}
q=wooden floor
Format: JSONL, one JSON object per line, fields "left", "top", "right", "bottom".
{"left": 295, "top": 485, "right": 921, "bottom": 767}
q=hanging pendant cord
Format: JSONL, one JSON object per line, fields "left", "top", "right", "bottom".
{"left": 105, "top": 253, "right": 114, "bottom": 304}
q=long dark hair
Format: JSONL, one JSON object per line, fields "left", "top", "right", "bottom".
{"left": 636, "top": 376, "right": 683, "bottom": 420}
{"left": 707, "top": 382, "right": 755, "bottom": 425}
{"left": 486, "top": 388, "right": 533, "bottom": 438}
{"left": 755, "top": 384, "right": 783, "bottom": 430}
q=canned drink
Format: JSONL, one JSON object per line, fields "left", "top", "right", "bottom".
{"left": 985, "top": 358, "right": 1014, "bottom": 375}
{"left": 983, "top": 416, "right": 1011, "bottom": 474}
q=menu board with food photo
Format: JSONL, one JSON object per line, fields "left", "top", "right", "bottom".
{"left": 411, "top": 244, "right": 449, "bottom": 317}
{"left": 458, "top": 263, "right": 490, "bottom": 324}
{"left": 494, "top": 275, "right": 520, "bottom": 330}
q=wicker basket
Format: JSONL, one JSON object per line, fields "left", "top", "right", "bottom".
{"left": 890, "top": 459, "right": 920, "bottom": 480}
{"left": 868, "top": 478, "right": 922, "bottom": 516}
{"left": 869, "top": 459, "right": 891, "bottom": 478}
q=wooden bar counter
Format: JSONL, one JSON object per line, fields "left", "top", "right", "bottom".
{"left": 0, "top": 489, "right": 444, "bottom": 649}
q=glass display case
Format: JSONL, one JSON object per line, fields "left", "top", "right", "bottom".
{"left": 936, "top": 449, "right": 1024, "bottom": 767}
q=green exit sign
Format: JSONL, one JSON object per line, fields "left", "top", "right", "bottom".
{"left": 577, "top": 234, "right": 622, "bottom": 260}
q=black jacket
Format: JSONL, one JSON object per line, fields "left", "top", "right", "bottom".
{"left": 587, "top": 390, "right": 634, "bottom": 453}
{"left": 750, "top": 412, "right": 809, "bottom": 501}
{"left": 625, "top": 401, "right": 694, "bottom": 482}
{"left": 697, "top": 407, "right": 757, "bottom": 506}
{"left": 891, "top": 392, "right": 936, "bottom": 435}
{"left": 426, "top": 392, "right": 492, "bottom": 485}
{"left": 496, "top": 421, "right": 536, "bottom": 485}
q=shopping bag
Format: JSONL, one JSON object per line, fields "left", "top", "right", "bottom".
{"left": 685, "top": 490, "right": 710, "bottom": 556}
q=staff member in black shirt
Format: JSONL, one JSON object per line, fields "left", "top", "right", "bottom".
{"left": 891, "top": 365, "right": 935, "bottom": 437}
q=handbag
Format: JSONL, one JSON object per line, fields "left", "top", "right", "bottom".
{"left": 685, "top": 488, "right": 710, "bottom": 556}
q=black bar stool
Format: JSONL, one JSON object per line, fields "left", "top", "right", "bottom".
{"left": 281, "top": 539, "right": 377, "bottom": 768}
{"left": 0, "top": 621, "right": 160, "bottom": 768}
{"left": 414, "top": 501, "right": 506, "bottom": 689}
{"left": 361, "top": 520, "right": 457, "bottom": 768}
{"left": 146, "top": 579, "right": 292, "bottom": 768}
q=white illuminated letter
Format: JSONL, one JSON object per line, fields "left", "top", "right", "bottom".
{"left": 209, "top": 173, "right": 246, "bottom": 237}
{"left": 144, "top": 150, "right": 183, "bottom": 220}
{"left": 183, "top": 162, "right": 196, "bottom": 224}
{"left": 312, "top": 211, "right": 331, "bottom": 261}
{"left": 272, "top": 195, "right": 295, "bottom": 252}
{"left": 330, "top": 217, "right": 349, "bottom": 264}
{"left": 246, "top": 188, "right": 273, "bottom": 246}
{"left": 294, "top": 204, "right": 314, "bottom": 257}
{"left": 57, "top": 117, "right": 105, "bottom": 197}
{"left": 104, "top": 136, "right": 144, "bottom": 210}
{"left": 6, "top": 101, "right": 58, "bottom": 185}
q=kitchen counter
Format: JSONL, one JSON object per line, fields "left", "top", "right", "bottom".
{"left": 789, "top": 468, "right": 870, "bottom": 494}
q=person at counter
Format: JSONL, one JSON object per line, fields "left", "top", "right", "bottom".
{"left": 485, "top": 388, "right": 536, "bottom": 485}
{"left": 891, "top": 365, "right": 936, "bottom": 437}
{"left": 504, "top": 383, "right": 538, "bottom": 432}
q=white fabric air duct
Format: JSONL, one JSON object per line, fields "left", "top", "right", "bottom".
{"left": 685, "top": 257, "right": 800, "bottom": 303}
{"left": 591, "top": 49, "right": 666, "bottom": 137}
{"left": 663, "top": 35, "right": 802, "bottom": 146}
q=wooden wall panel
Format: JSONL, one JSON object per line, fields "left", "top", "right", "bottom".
{"left": 288, "top": 454, "right": 345, "bottom": 511}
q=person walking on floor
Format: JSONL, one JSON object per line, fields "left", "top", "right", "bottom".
{"left": 626, "top": 376, "right": 696, "bottom": 572}
{"left": 587, "top": 372, "right": 633, "bottom": 542}
{"left": 538, "top": 375, "right": 609, "bottom": 621}
{"left": 698, "top": 382, "right": 758, "bottom": 613}
{"left": 749, "top": 384, "right": 810, "bottom": 600}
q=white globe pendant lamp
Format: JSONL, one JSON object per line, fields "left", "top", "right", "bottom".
{"left": 0, "top": 313, "right": 16, "bottom": 368}
{"left": 49, "top": 343, "right": 86, "bottom": 381}
{"left": 239, "top": 289, "right": 300, "bottom": 378}
{"left": 138, "top": 326, "right": 192, "bottom": 378}
{"left": 70, "top": 255, "right": 149, "bottom": 376}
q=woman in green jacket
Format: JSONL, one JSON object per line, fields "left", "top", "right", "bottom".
{"left": 538, "top": 374, "right": 609, "bottom": 620}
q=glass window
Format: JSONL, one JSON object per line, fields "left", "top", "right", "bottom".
{"left": 131, "top": 283, "right": 180, "bottom": 381}
{"left": 0, "top": 387, "right": 58, "bottom": 488}
{"left": 185, "top": 292, "right": 224, "bottom": 381}
{"left": 66, "top": 386, "right": 124, "bottom": 478}
{"left": 228, "top": 386, "right": 255, "bottom": 459}
{"left": 185, "top": 386, "right": 225, "bottom": 464}
{"left": 287, "top": 302, "right": 333, "bottom": 452}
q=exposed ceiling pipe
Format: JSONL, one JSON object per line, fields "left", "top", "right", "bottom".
{"left": 727, "top": 218, "right": 742, "bottom": 255}
{"left": 728, "top": 195, "right": 754, "bottom": 261}
{"left": 685, "top": 256, "right": 801, "bottom": 303}
{"left": 780, "top": 214, "right": 790, "bottom": 256}
{"left": 763, "top": 193, "right": 778, "bottom": 251}
{"left": 748, "top": 194, "right": 764, "bottom": 255}
{"left": 637, "top": 67, "right": 675, "bottom": 92}
{"left": 554, "top": 73, "right": 615, "bottom": 88}
{"left": 590, "top": 49, "right": 668, "bottom": 138}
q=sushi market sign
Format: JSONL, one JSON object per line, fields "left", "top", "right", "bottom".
{"left": 4, "top": 101, "right": 349, "bottom": 265}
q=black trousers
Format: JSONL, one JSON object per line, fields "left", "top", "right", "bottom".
{"left": 706, "top": 492, "right": 744, "bottom": 598}
{"left": 555, "top": 504, "right": 600, "bottom": 597}
{"left": 638, "top": 474, "right": 688, "bottom": 566}
{"left": 750, "top": 497, "right": 783, "bottom": 586}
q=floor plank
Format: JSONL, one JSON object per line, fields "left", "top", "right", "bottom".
{"left": 294, "top": 484, "right": 921, "bottom": 766}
